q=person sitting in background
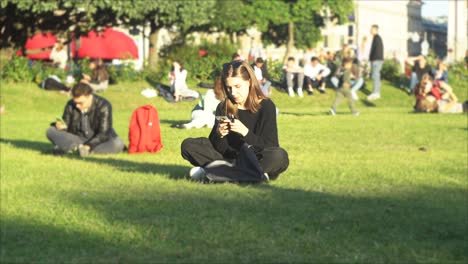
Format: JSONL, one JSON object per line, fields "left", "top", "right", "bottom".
{"left": 49, "top": 41, "right": 68, "bottom": 70}
{"left": 433, "top": 59, "right": 448, "bottom": 83}
{"left": 168, "top": 61, "right": 199, "bottom": 102}
{"left": 406, "top": 55, "right": 432, "bottom": 94}
{"left": 414, "top": 73, "right": 466, "bottom": 114}
{"left": 251, "top": 57, "right": 272, "bottom": 96}
{"left": 303, "top": 56, "right": 330, "bottom": 95}
{"left": 232, "top": 52, "right": 243, "bottom": 61}
{"left": 176, "top": 86, "right": 222, "bottom": 129}
{"left": 81, "top": 59, "right": 109, "bottom": 93}
{"left": 283, "top": 57, "right": 305, "bottom": 97}
{"left": 329, "top": 58, "right": 360, "bottom": 116}
{"left": 46, "top": 82, "right": 125, "bottom": 156}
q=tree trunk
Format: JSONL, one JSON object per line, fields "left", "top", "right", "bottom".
{"left": 283, "top": 21, "right": 295, "bottom": 64}
{"left": 148, "top": 21, "right": 160, "bottom": 71}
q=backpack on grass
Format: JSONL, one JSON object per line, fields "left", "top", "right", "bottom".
{"left": 128, "top": 105, "right": 163, "bottom": 154}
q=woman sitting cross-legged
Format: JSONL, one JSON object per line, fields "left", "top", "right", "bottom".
{"left": 181, "top": 60, "right": 289, "bottom": 181}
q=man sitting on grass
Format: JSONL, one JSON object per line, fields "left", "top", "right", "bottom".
{"left": 46, "top": 82, "right": 125, "bottom": 157}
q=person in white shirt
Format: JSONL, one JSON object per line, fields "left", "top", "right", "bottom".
{"left": 177, "top": 88, "right": 221, "bottom": 129}
{"left": 251, "top": 57, "right": 272, "bottom": 96}
{"left": 49, "top": 42, "right": 68, "bottom": 70}
{"left": 303, "top": 56, "right": 330, "bottom": 95}
{"left": 169, "top": 61, "right": 199, "bottom": 102}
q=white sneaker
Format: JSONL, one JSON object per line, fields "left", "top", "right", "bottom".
{"left": 329, "top": 108, "right": 336, "bottom": 116}
{"left": 287, "top": 87, "right": 295, "bottom": 97}
{"left": 297, "top": 88, "right": 304, "bottom": 97}
{"left": 351, "top": 91, "right": 358, "bottom": 100}
{"left": 189, "top": 166, "right": 206, "bottom": 181}
{"left": 367, "top": 94, "right": 380, "bottom": 101}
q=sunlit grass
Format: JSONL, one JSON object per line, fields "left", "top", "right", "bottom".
{"left": 1, "top": 79, "right": 467, "bottom": 263}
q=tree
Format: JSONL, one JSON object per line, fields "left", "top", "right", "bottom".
{"left": 211, "top": 0, "right": 353, "bottom": 62}
{"left": 256, "top": 0, "right": 353, "bottom": 62}
{"left": 113, "top": 0, "right": 216, "bottom": 69}
{"left": 0, "top": 0, "right": 216, "bottom": 70}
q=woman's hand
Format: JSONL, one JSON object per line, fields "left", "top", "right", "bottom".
{"left": 217, "top": 121, "right": 230, "bottom": 138}
{"left": 228, "top": 119, "right": 249, "bottom": 137}
{"left": 82, "top": 73, "right": 91, "bottom": 81}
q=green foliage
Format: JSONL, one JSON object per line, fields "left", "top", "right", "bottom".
{"left": 1, "top": 56, "right": 145, "bottom": 84}
{"left": 426, "top": 49, "right": 438, "bottom": 68}
{"left": 254, "top": 0, "right": 352, "bottom": 48}
{"left": 1, "top": 56, "right": 35, "bottom": 82}
{"left": 107, "top": 62, "right": 146, "bottom": 83}
{"left": 449, "top": 60, "right": 468, "bottom": 81}
{"left": 1, "top": 56, "right": 67, "bottom": 83}
{"left": 268, "top": 59, "right": 285, "bottom": 83}
{"left": 156, "top": 41, "right": 236, "bottom": 83}
{"left": 381, "top": 59, "right": 402, "bottom": 83}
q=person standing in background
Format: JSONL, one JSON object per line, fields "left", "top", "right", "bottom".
{"left": 367, "top": 25, "right": 384, "bottom": 101}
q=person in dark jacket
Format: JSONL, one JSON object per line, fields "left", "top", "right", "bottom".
{"left": 46, "top": 82, "right": 124, "bottom": 157}
{"left": 367, "top": 24, "right": 384, "bottom": 101}
{"left": 406, "top": 55, "right": 433, "bottom": 93}
{"left": 181, "top": 60, "right": 289, "bottom": 181}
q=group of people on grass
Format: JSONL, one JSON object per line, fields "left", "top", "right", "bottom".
{"left": 405, "top": 52, "right": 466, "bottom": 113}
{"left": 44, "top": 23, "right": 466, "bottom": 183}
{"left": 47, "top": 60, "right": 289, "bottom": 182}
{"left": 278, "top": 24, "right": 384, "bottom": 105}
{"left": 42, "top": 58, "right": 109, "bottom": 94}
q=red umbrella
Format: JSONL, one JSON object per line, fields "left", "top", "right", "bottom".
{"left": 24, "top": 32, "right": 57, "bottom": 59}
{"left": 74, "top": 28, "right": 138, "bottom": 59}
{"left": 25, "top": 32, "right": 57, "bottom": 50}
{"left": 102, "top": 28, "right": 138, "bottom": 59}
{"left": 74, "top": 30, "right": 110, "bottom": 59}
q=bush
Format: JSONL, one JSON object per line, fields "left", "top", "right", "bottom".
{"left": 1, "top": 55, "right": 147, "bottom": 85}
{"left": 449, "top": 60, "right": 467, "bottom": 81}
{"left": 267, "top": 59, "right": 285, "bottom": 86}
{"left": 381, "top": 59, "right": 401, "bottom": 83}
{"left": 158, "top": 40, "right": 236, "bottom": 83}
{"left": 1, "top": 56, "right": 67, "bottom": 83}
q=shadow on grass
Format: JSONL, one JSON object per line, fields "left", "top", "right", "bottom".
{"left": 0, "top": 138, "right": 188, "bottom": 180}
{"left": 2, "top": 184, "right": 466, "bottom": 263}
{"left": 360, "top": 99, "right": 377, "bottom": 107}
{"left": 281, "top": 112, "right": 326, "bottom": 117}
{"left": 159, "top": 119, "right": 186, "bottom": 127}
{"left": 0, "top": 138, "right": 51, "bottom": 154}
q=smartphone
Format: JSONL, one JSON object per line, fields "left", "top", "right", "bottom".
{"left": 215, "top": 116, "right": 229, "bottom": 122}
{"left": 56, "top": 116, "right": 67, "bottom": 128}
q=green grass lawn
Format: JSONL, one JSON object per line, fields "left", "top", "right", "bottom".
{"left": 1, "top": 78, "right": 467, "bottom": 263}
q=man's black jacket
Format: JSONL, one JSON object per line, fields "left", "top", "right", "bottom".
{"left": 62, "top": 94, "right": 118, "bottom": 149}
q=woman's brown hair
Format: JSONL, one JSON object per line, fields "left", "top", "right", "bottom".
{"left": 214, "top": 60, "right": 266, "bottom": 118}
{"left": 414, "top": 73, "right": 433, "bottom": 97}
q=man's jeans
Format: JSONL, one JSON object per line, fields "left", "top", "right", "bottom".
{"left": 331, "top": 77, "right": 364, "bottom": 92}
{"left": 46, "top": 127, "right": 125, "bottom": 154}
{"left": 371, "top": 60, "right": 383, "bottom": 95}
{"left": 409, "top": 72, "right": 419, "bottom": 93}
{"left": 286, "top": 72, "right": 304, "bottom": 90}
{"left": 261, "top": 80, "right": 272, "bottom": 96}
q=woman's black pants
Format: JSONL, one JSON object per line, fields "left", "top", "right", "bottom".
{"left": 181, "top": 137, "right": 289, "bottom": 180}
